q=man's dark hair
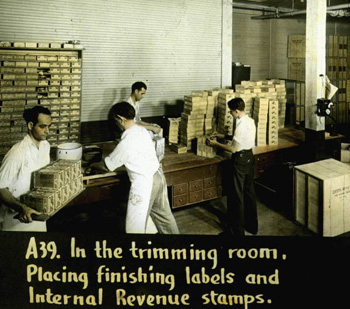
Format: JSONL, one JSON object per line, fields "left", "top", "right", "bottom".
{"left": 228, "top": 97, "right": 245, "bottom": 111}
{"left": 110, "top": 101, "right": 136, "bottom": 120}
{"left": 131, "top": 81, "right": 147, "bottom": 93}
{"left": 23, "top": 105, "right": 51, "bottom": 125}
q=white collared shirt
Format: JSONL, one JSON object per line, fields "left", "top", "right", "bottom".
{"left": 233, "top": 114, "right": 256, "bottom": 151}
{"left": 127, "top": 96, "right": 142, "bottom": 122}
{"left": 0, "top": 134, "right": 50, "bottom": 198}
{"left": 0, "top": 134, "right": 50, "bottom": 231}
{"left": 104, "top": 125, "right": 159, "bottom": 182}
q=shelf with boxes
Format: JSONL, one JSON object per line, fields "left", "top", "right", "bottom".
{"left": 287, "top": 34, "right": 350, "bottom": 125}
{"left": 0, "top": 43, "right": 83, "bottom": 158}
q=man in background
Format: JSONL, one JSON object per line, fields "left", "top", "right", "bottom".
{"left": 0, "top": 106, "right": 52, "bottom": 231}
{"left": 109, "top": 81, "right": 161, "bottom": 141}
{"left": 127, "top": 81, "right": 162, "bottom": 134}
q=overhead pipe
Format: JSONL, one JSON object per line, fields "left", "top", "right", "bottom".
{"left": 250, "top": 4, "right": 350, "bottom": 20}
{"left": 232, "top": 2, "right": 294, "bottom": 13}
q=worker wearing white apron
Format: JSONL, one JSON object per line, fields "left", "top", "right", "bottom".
{"left": 0, "top": 106, "right": 51, "bottom": 231}
{"left": 101, "top": 102, "right": 162, "bottom": 233}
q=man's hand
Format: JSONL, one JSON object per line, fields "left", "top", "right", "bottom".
{"left": 90, "top": 161, "right": 109, "bottom": 173}
{"left": 206, "top": 138, "right": 219, "bottom": 147}
{"left": 150, "top": 125, "right": 162, "bottom": 134}
{"left": 18, "top": 205, "right": 41, "bottom": 223}
{"left": 211, "top": 132, "right": 225, "bottom": 139}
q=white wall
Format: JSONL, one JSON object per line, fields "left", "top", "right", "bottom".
{"left": 232, "top": 9, "right": 350, "bottom": 81}
{"left": 0, "top": 0, "right": 224, "bottom": 122}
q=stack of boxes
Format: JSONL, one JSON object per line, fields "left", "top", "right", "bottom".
{"left": 216, "top": 90, "right": 235, "bottom": 136}
{"left": 267, "top": 100, "right": 279, "bottom": 145}
{"left": 195, "top": 136, "right": 216, "bottom": 158}
{"left": 167, "top": 117, "right": 180, "bottom": 144}
{"left": 204, "top": 94, "right": 215, "bottom": 135}
{"left": 253, "top": 97, "right": 269, "bottom": 146}
{"left": 288, "top": 34, "right": 350, "bottom": 125}
{"left": 180, "top": 95, "right": 206, "bottom": 150}
{"left": 23, "top": 159, "right": 84, "bottom": 217}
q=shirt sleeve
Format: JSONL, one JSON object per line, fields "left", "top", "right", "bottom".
{"left": 104, "top": 142, "right": 128, "bottom": 171}
{"left": 0, "top": 155, "right": 20, "bottom": 190}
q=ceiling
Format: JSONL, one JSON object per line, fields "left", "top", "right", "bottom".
{"left": 232, "top": 0, "right": 350, "bottom": 19}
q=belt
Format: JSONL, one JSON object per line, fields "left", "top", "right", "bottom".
{"left": 232, "top": 149, "right": 252, "bottom": 158}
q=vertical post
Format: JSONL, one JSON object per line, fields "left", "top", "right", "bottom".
{"left": 221, "top": 0, "right": 233, "bottom": 88}
{"left": 304, "top": 0, "right": 327, "bottom": 162}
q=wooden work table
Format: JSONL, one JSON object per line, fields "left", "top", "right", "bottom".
{"left": 69, "top": 126, "right": 343, "bottom": 209}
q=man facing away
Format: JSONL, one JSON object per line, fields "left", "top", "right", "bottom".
{"left": 93, "top": 102, "right": 179, "bottom": 234}
{"left": 207, "top": 97, "right": 258, "bottom": 237}
{"left": 0, "top": 106, "right": 52, "bottom": 231}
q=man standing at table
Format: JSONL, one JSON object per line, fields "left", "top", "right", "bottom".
{"left": 0, "top": 106, "right": 52, "bottom": 231}
{"left": 208, "top": 97, "right": 257, "bottom": 236}
{"left": 94, "top": 102, "right": 178, "bottom": 234}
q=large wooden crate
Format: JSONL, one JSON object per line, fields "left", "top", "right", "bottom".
{"left": 294, "top": 159, "right": 350, "bottom": 236}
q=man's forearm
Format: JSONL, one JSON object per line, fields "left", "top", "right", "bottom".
{"left": 0, "top": 188, "right": 26, "bottom": 213}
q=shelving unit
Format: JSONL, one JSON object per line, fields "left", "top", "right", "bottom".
{"left": 0, "top": 44, "right": 83, "bottom": 158}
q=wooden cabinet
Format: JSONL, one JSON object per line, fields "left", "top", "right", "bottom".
{"left": 0, "top": 44, "right": 83, "bottom": 158}
{"left": 165, "top": 163, "right": 222, "bottom": 209}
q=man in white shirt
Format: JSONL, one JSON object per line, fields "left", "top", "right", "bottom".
{"left": 208, "top": 98, "right": 258, "bottom": 236}
{"left": 108, "top": 81, "right": 161, "bottom": 141}
{"left": 127, "top": 81, "right": 162, "bottom": 134}
{"left": 0, "top": 106, "right": 52, "bottom": 231}
{"left": 93, "top": 102, "right": 179, "bottom": 234}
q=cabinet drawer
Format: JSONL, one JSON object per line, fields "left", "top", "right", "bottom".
{"left": 189, "top": 190, "right": 203, "bottom": 203}
{"left": 203, "top": 187, "right": 218, "bottom": 200}
{"left": 189, "top": 179, "right": 203, "bottom": 192}
{"left": 173, "top": 193, "right": 188, "bottom": 208}
{"left": 173, "top": 183, "right": 188, "bottom": 196}
{"left": 203, "top": 176, "right": 216, "bottom": 188}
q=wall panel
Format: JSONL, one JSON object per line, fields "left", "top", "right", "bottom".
{"left": 0, "top": 0, "right": 223, "bottom": 121}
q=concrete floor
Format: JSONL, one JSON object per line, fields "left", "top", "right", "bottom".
{"left": 173, "top": 194, "right": 314, "bottom": 236}
{"left": 48, "top": 185, "right": 314, "bottom": 236}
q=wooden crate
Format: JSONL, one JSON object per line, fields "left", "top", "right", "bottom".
{"left": 294, "top": 159, "right": 350, "bottom": 236}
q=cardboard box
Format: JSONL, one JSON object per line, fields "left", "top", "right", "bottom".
{"left": 341, "top": 143, "right": 350, "bottom": 163}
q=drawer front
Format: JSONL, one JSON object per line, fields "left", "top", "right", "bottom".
{"left": 203, "top": 186, "right": 218, "bottom": 200}
{"left": 189, "top": 179, "right": 203, "bottom": 192}
{"left": 173, "top": 193, "right": 188, "bottom": 208}
{"left": 173, "top": 183, "right": 188, "bottom": 196}
{"left": 189, "top": 190, "right": 203, "bottom": 203}
{"left": 203, "top": 176, "right": 216, "bottom": 188}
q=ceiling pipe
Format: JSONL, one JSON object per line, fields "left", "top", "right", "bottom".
{"left": 240, "top": 4, "right": 350, "bottom": 20}
{"left": 232, "top": 2, "right": 295, "bottom": 13}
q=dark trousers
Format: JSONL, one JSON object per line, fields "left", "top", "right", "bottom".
{"left": 226, "top": 149, "right": 258, "bottom": 236}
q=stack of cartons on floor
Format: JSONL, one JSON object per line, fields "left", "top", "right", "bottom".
{"left": 294, "top": 159, "right": 350, "bottom": 236}
{"left": 23, "top": 160, "right": 84, "bottom": 217}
